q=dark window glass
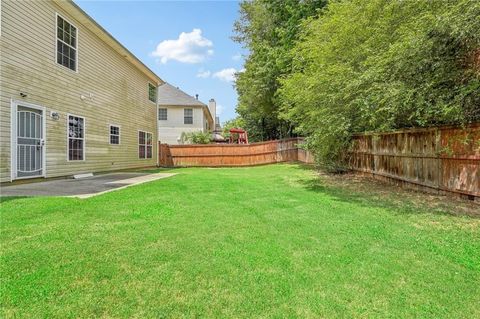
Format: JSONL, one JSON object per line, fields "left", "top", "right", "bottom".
{"left": 110, "top": 135, "right": 119, "bottom": 145}
{"left": 158, "top": 108, "right": 167, "bottom": 121}
{"left": 110, "top": 126, "right": 120, "bottom": 145}
{"left": 139, "top": 145, "right": 146, "bottom": 159}
{"left": 138, "top": 131, "right": 152, "bottom": 159}
{"left": 68, "top": 115, "right": 84, "bottom": 160}
{"left": 146, "top": 133, "right": 152, "bottom": 145}
{"left": 148, "top": 83, "right": 156, "bottom": 103}
{"left": 184, "top": 108, "right": 193, "bottom": 124}
{"left": 57, "top": 15, "right": 77, "bottom": 71}
{"left": 146, "top": 145, "right": 152, "bottom": 159}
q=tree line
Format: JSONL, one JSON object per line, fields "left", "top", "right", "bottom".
{"left": 229, "top": 0, "right": 480, "bottom": 169}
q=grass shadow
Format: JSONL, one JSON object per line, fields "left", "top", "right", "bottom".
{"left": 0, "top": 196, "right": 30, "bottom": 204}
{"left": 297, "top": 173, "right": 480, "bottom": 219}
{"left": 133, "top": 167, "right": 181, "bottom": 174}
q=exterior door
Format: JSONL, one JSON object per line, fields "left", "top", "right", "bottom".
{"left": 14, "top": 105, "right": 45, "bottom": 179}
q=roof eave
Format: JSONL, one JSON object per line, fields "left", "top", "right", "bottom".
{"left": 54, "top": 0, "right": 164, "bottom": 86}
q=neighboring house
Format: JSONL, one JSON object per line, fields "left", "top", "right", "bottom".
{"left": 0, "top": 0, "right": 164, "bottom": 182}
{"left": 157, "top": 83, "right": 215, "bottom": 144}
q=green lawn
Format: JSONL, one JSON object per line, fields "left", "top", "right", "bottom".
{"left": 1, "top": 164, "right": 479, "bottom": 318}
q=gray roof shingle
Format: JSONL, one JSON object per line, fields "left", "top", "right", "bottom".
{"left": 157, "top": 83, "right": 207, "bottom": 107}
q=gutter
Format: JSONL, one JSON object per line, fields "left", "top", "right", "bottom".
{"left": 56, "top": 0, "right": 164, "bottom": 85}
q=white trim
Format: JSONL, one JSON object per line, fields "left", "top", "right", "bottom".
{"left": 66, "top": 113, "right": 86, "bottom": 161}
{"left": 156, "top": 92, "right": 160, "bottom": 166}
{"left": 55, "top": 12, "right": 79, "bottom": 73}
{"left": 109, "top": 124, "right": 121, "bottom": 145}
{"left": 148, "top": 82, "right": 157, "bottom": 104}
{"left": 138, "top": 130, "right": 153, "bottom": 160}
{"left": 10, "top": 100, "right": 47, "bottom": 181}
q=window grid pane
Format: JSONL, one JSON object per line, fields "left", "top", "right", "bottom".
{"left": 146, "top": 146, "right": 152, "bottom": 159}
{"left": 68, "top": 115, "right": 84, "bottom": 160}
{"left": 184, "top": 109, "right": 193, "bottom": 124}
{"left": 110, "top": 135, "right": 119, "bottom": 145}
{"left": 148, "top": 84, "right": 156, "bottom": 103}
{"left": 139, "top": 145, "right": 146, "bottom": 159}
{"left": 139, "top": 131, "right": 150, "bottom": 159}
{"left": 146, "top": 133, "right": 152, "bottom": 145}
{"left": 110, "top": 126, "right": 120, "bottom": 144}
{"left": 57, "top": 16, "right": 77, "bottom": 71}
{"left": 158, "top": 108, "right": 167, "bottom": 121}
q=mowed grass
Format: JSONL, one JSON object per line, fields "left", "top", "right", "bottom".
{"left": 1, "top": 164, "right": 479, "bottom": 318}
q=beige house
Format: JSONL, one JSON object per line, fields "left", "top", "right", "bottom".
{"left": 0, "top": 0, "right": 164, "bottom": 182}
{"left": 157, "top": 83, "right": 215, "bottom": 144}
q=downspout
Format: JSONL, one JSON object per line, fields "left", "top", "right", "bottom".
{"left": 156, "top": 84, "right": 160, "bottom": 167}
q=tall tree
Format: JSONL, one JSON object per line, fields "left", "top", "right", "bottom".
{"left": 233, "top": 0, "right": 327, "bottom": 141}
{"left": 279, "top": 0, "right": 480, "bottom": 170}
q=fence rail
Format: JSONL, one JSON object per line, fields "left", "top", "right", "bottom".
{"left": 348, "top": 123, "right": 480, "bottom": 199}
{"left": 159, "top": 125, "right": 479, "bottom": 199}
{"left": 158, "top": 138, "right": 314, "bottom": 167}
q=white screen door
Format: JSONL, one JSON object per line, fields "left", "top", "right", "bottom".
{"left": 15, "top": 105, "right": 45, "bottom": 179}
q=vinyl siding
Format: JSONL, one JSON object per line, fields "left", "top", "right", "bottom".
{"left": 0, "top": 0, "right": 159, "bottom": 182}
{"left": 158, "top": 106, "right": 213, "bottom": 144}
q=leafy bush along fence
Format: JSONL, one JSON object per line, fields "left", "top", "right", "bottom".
{"left": 349, "top": 123, "right": 480, "bottom": 199}
{"left": 158, "top": 138, "right": 314, "bottom": 167}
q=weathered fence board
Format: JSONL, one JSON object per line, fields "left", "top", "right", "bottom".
{"left": 349, "top": 123, "right": 480, "bottom": 199}
{"left": 159, "top": 125, "right": 478, "bottom": 199}
{"left": 159, "top": 138, "right": 314, "bottom": 167}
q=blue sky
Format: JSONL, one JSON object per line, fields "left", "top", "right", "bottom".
{"left": 76, "top": 0, "right": 244, "bottom": 122}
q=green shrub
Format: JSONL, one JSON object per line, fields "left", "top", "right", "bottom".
{"left": 279, "top": 0, "right": 480, "bottom": 170}
{"left": 180, "top": 131, "right": 212, "bottom": 144}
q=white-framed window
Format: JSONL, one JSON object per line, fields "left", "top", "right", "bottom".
{"left": 56, "top": 14, "right": 77, "bottom": 72}
{"left": 109, "top": 125, "right": 120, "bottom": 145}
{"left": 148, "top": 83, "right": 157, "bottom": 103}
{"left": 68, "top": 115, "right": 85, "bottom": 161}
{"left": 184, "top": 108, "right": 193, "bottom": 124}
{"left": 138, "top": 131, "right": 152, "bottom": 159}
{"left": 158, "top": 108, "right": 167, "bottom": 121}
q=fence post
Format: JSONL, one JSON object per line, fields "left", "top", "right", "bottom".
{"left": 435, "top": 128, "right": 442, "bottom": 194}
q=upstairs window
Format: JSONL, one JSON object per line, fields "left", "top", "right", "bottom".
{"left": 110, "top": 125, "right": 120, "bottom": 145}
{"left": 148, "top": 83, "right": 157, "bottom": 103}
{"left": 56, "top": 15, "right": 77, "bottom": 71}
{"left": 184, "top": 108, "right": 193, "bottom": 124}
{"left": 158, "top": 108, "right": 167, "bottom": 121}
{"left": 139, "top": 131, "right": 152, "bottom": 159}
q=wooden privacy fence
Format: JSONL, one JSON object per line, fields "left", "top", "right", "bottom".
{"left": 159, "top": 138, "right": 314, "bottom": 167}
{"left": 349, "top": 123, "right": 480, "bottom": 199}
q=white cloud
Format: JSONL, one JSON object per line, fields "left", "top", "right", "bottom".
{"left": 196, "top": 68, "right": 239, "bottom": 82}
{"left": 213, "top": 68, "right": 237, "bottom": 82}
{"left": 196, "top": 70, "right": 211, "bottom": 78}
{"left": 232, "top": 53, "right": 242, "bottom": 61}
{"left": 216, "top": 104, "right": 224, "bottom": 115}
{"left": 152, "top": 29, "right": 213, "bottom": 64}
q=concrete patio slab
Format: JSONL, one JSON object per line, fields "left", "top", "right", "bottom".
{"left": 0, "top": 172, "right": 176, "bottom": 198}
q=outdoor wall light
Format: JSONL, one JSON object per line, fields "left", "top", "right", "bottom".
{"left": 19, "top": 92, "right": 27, "bottom": 98}
{"left": 80, "top": 93, "right": 94, "bottom": 101}
{"left": 51, "top": 112, "right": 60, "bottom": 120}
